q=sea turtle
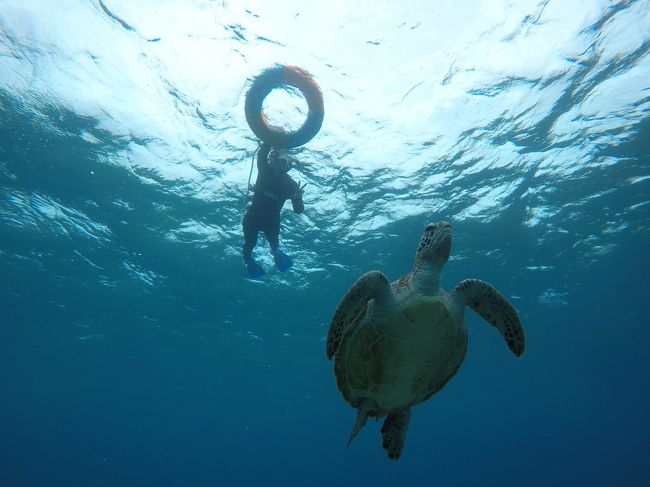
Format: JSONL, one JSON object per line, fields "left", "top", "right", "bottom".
{"left": 326, "top": 221, "right": 525, "bottom": 460}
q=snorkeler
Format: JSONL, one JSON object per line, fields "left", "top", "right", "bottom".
{"left": 242, "top": 142, "right": 306, "bottom": 278}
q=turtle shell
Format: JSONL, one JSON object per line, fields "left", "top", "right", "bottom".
{"left": 334, "top": 295, "right": 468, "bottom": 415}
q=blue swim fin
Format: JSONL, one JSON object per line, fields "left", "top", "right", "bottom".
{"left": 273, "top": 250, "right": 293, "bottom": 272}
{"left": 246, "top": 259, "right": 265, "bottom": 279}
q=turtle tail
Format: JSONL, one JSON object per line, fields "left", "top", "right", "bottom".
{"left": 347, "top": 399, "right": 372, "bottom": 446}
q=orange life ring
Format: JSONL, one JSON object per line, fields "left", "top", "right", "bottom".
{"left": 245, "top": 65, "right": 324, "bottom": 148}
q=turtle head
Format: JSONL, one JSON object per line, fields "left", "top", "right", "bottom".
{"left": 415, "top": 221, "right": 452, "bottom": 269}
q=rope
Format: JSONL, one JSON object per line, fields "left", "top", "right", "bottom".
{"left": 244, "top": 145, "right": 260, "bottom": 208}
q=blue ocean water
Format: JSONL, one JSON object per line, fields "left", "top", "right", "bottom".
{"left": 1, "top": 1, "right": 649, "bottom": 486}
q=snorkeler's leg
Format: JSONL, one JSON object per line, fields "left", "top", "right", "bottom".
{"left": 243, "top": 212, "right": 265, "bottom": 278}
{"left": 242, "top": 212, "right": 258, "bottom": 263}
{"left": 264, "top": 218, "right": 292, "bottom": 272}
{"left": 264, "top": 218, "right": 280, "bottom": 254}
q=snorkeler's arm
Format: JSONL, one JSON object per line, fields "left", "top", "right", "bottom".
{"left": 257, "top": 143, "right": 272, "bottom": 170}
{"left": 290, "top": 180, "right": 305, "bottom": 214}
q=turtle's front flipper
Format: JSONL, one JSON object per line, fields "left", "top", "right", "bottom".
{"left": 452, "top": 279, "right": 525, "bottom": 357}
{"left": 380, "top": 408, "right": 411, "bottom": 460}
{"left": 326, "top": 270, "right": 393, "bottom": 360}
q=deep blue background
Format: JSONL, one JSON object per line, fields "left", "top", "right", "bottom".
{"left": 1, "top": 98, "right": 649, "bottom": 486}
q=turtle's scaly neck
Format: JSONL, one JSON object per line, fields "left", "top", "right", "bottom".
{"left": 410, "top": 260, "right": 443, "bottom": 296}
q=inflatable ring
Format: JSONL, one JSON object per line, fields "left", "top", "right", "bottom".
{"left": 245, "top": 65, "right": 324, "bottom": 148}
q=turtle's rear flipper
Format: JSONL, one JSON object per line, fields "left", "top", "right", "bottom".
{"left": 380, "top": 408, "right": 411, "bottom": 460}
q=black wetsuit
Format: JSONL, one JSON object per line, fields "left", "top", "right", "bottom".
{"left": 242, "top": 143, "right": 304, "bottom": 264}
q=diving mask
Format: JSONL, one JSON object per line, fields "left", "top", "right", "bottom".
{"left": 270, "top": 150, "right": 293, "bottom": 172}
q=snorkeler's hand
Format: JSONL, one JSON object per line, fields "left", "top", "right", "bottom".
{"left": 295, "top": 181, "right": 307, "bottom": 197}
